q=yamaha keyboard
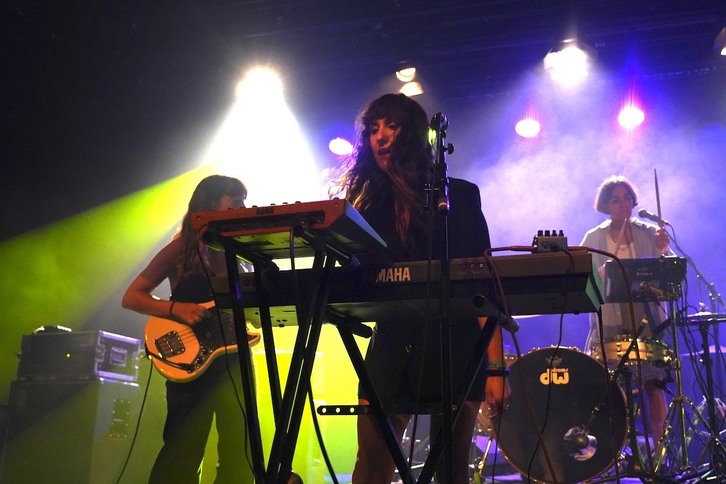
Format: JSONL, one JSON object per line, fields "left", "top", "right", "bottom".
{"left": 213, "top": 251, "right": 603, "bottom": 326}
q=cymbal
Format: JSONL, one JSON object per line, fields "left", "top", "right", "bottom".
{"left": 680, "top": 345, "right": 726, "bottom": 357}
{"left": 684, "top": 312, "right": 726, "bottom": 325}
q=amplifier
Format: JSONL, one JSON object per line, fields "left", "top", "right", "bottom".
{"left": 2, "top": 379, "right": 141, "bottom": 483}
{"left": 17, "top": 330, "right": 142, "bottom": 382}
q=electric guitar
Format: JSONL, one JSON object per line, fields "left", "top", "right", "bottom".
{"left": 144, "top": 301, "right": 261, "bottom": 382}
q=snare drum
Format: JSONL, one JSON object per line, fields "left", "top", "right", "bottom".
{"left": 493, "top": 347, "right": 627, "bottom": 483}
{"left": 590, "top": 335, "right": 673, "bottom": 380}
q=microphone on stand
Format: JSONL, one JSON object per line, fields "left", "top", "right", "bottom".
{"left": 472, "top": 294, "right": 519, "bottom": 333}
{"left": 563, "top": 400, "right": 604, "bottom": 461}
{"left": 430, "top": 112, "right": 450, "bottom": 213}
{"left": 563, "top": 426, "right": 598, "bottom": 461}
{"left": 638, "top": 208, "right": 670, "bottom": 226}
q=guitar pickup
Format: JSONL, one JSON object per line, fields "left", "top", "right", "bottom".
{"left": 155, "top": 331, "right": 186, "bottom": 358}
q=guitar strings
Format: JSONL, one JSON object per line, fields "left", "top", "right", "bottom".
{"left": 163, "top": 312, "right": 239, "bottom": 347}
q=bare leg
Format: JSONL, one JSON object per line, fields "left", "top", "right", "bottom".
{"left": 644, "top": 380, "right": 667, "bottom": 443}
{"left": 432, "top": 400, "right": 481, "bottom": 484}
{"left": 352, "top": 398, "right": 410, "bottom": 484}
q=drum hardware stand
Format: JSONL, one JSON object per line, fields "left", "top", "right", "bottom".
{"left": 696, "top": 317, "right": 726, "bottom": 468}
{"left": 614, "top": 368, "right": 653, "bottom": 480}
{"left": 672, "top": 316, "right": 726, "bottom": 480}
{"left": 595, "top": 278, "right": 703, "bottom": 483}
{"left": 592, "top": 323, "right": 654, "bottom": 483}
{"left": 650, "top": 280, "right": 709, "bottom": 479}
{"left": 664, "top": 226, "right": 726, "bottom": 478}
{"left": 477, "top": 428, "right": 497, "bottom": 476}
{"left": 472, "top": 413, "right": 505, "bottom": 483}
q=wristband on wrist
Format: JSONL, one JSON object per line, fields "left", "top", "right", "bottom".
{"left": 485, "top": 368, "right": 510, "bottom": 377}
{"left": 169, "top": 301, "right": 176, "bottom": 317}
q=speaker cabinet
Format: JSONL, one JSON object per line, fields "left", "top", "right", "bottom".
{"left": 1, "top": 379, "right": 141, "bottom": 484}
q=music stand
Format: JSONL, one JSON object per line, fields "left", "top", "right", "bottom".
{"left": 603, "top": 256, "right": 686, "bottom": 304}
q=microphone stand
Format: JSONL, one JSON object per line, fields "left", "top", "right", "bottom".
{"left": 667, "top": 228, "right": 724, "bottom": 312}
{"left": 610, "top": 320, "right": 652, "bottom": 479}
{"left": 667, "top": 233, "right": 725, "bottom": 477}
{"left": 430, "top": 112, "right": 454, "bottom": 482}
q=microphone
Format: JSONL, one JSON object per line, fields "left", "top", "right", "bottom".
{"left": 563, "top": 426, "right": 597, "bottom": 461}
{"left": 638, "top": 209, "right": 670, "bottom": 226}
{"left": 472, "top": 294, "right": 519, "bottom": 333}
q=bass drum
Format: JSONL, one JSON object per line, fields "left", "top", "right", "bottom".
{"left": 492, "top": 347, "right": 628, "bottom": 483}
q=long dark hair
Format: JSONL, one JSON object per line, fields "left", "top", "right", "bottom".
{"left": 333, "top": 93, "right": 432, "bottom": 242}
{"left": 176, "top": 175, "right": 247, "bottom": 278}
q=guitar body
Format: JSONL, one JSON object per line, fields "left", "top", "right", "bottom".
{"left": 145, "top": 301, "right": 255, "bottom": 383}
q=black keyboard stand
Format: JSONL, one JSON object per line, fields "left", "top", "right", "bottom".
{"left": 211, "top": 214, "right": 500, "bottom": 483}
{"left": 217, "top": 232, "right": 352, "bottom": 484}
{"left": 327, "top": 311, "right": 498, "bottom": 483}
{"left": 218, "top": 238, "right": 267, "bottom": 482}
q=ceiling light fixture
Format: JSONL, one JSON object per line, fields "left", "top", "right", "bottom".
{"left": 544, "top": 38, "right": 596, "bottom": 87}
{"left": 714, "top": 27, "right": 726, "bottom": 56}
{"left": 399, "top": 81, "right": 423, "bottom": 97}
{"left": 395, "top": 66, "right": 417, "bottom": 82}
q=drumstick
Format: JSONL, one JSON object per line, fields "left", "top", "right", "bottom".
{"left": 614, "top": 218, "right": 627, "bottom": 248}
{"left": 654, "top": 168, "right": 664, "bottom": 228}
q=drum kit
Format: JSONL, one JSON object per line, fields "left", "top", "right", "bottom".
{"left": 473, "top": 261, "right": 726, "bottom": 483}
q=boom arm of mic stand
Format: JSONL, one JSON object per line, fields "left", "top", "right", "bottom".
{"left": 670, "top": 236, "right": 724, "bottom": 310}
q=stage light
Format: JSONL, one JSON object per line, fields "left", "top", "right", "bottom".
{"left": 618, "top": 104, "right": 645, "bottom": 130}
{"left": 515, "top": 118, "right": 541, "bottom": 138}
{"left": 395, "top": 67, "right": 417, "bottom": 82}
{"left": 399, "top": 81, "right": 423, "bottom": 96}
{"left": 206, "top": 66, "right": 324, "bottom": 204}
{"left": 715, "top": 27, "right": 726, "bottom": 56}
{"left": 394, "top": 63, "right": 423, "bottom": 96}
{"left": 544, "top": 38, "right": 595, "bottom": 87}
{"left": 328, "top": 137, "right": 353, "bottom": 156}
{"left": 235, "top": 67, "right": 284, "bottom": 104}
